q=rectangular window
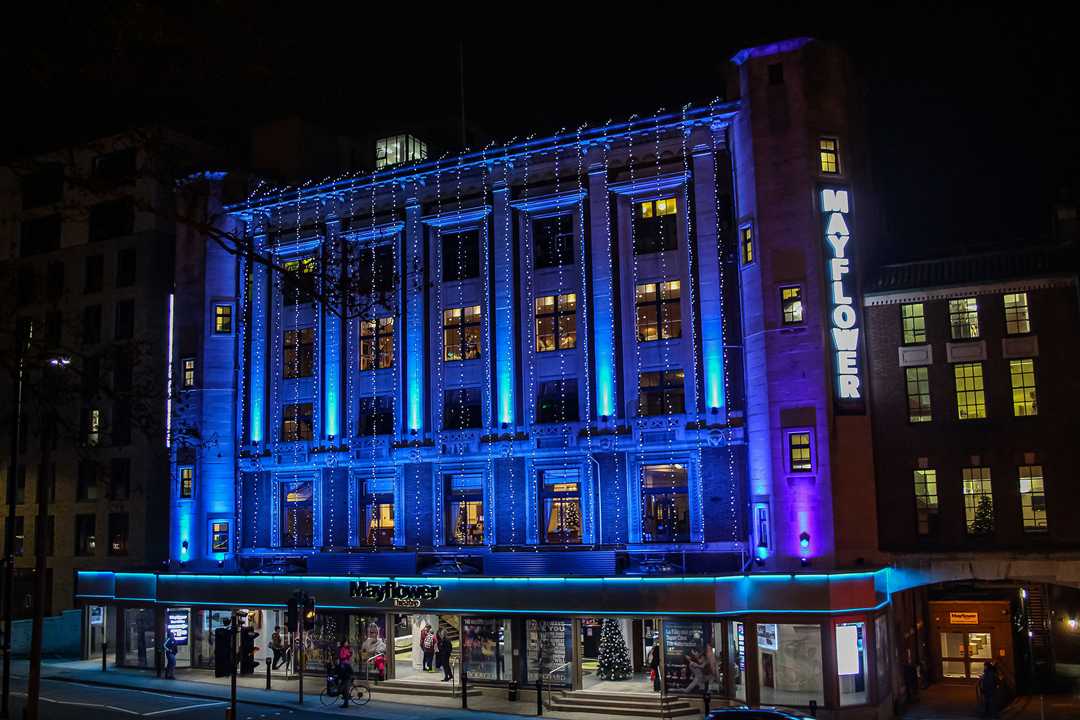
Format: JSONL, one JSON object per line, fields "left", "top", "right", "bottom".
{"left": 181, "top": 358, "right": 196, "bottom": 389}
{"left": 179, "top": 466, "right": 194, "bottom": 499}
{"left": 641, "top": 464, "right": 690, "bottom": 543}
{"left": 948, "top": 298, "right": 980, "bottom": 339}
{"left": 82, "top": 305, "right": 102, "bottom": 345}
{"left": 283, "top": 327, "right": 315, "bottom": 379}
{"left": 281, "top": 402, "right": 314, "bottom": 441}
{"left": 901, "top": 303, "right": 926, "bottom": 344}
{"left": 443, "top": 305, "right": 482, "bottom": 361}
{"left": 788, "top": 432, "right": 812, "bottom": 472}
{"left": 109, "top": 458, "right": 130, "bottom": 501}
{"left": 443, "top": 388, "right": 482, "bottom": 430}
{"left": 1019, "top": 465, "right": 1047, "bottom": 532}
{"left": 914, "top": 469, "right": 939, "bottom": 535}
{"left": 536, "top": 379, "right": 579, "bottom": 424}
{"left": 114, "top": 300, "right": 134, "bottom": 339}
{"left": 19, "top": 215, "right": 61, "bottom": 257}
{"left": 540, "top": 469, "right": 582, "bottom": 544}
{"left": 635, "top": 281, "right": 682, "bottom": 342}
{"left": 358, "top": 396, "right": 394, "bottom": 435}
{"left": 116, "top": 247, "right": 136, "bottom": 287}
{"left": 638, "top": 370, "right": 686, "bottom": 416}
{"left": 819, "top": 138, "right": 840, "bottom": 174}
{"left": 361, "top": 490, "right": 395, "bottom": 546}
{"left": 213, "top": 304, "right": 233, "bottom": 334}
{"left": 108, "top": 513, "right": 129, "bottom": 555}
{"left": 112, "top": 399, "right": 131, "bottom": 445}
{"left": 13, "top": 517, "right": 24, "bottom": 557}
{"left": 962, "top": 467, "right": 994, "bottom": 535}
{"left": 534, "top": 215, "right": 574, "bottom": 269}
{"left": 77, "top": 460, "right": 98, "bottom": 501}
{"left": 84, "top": 255, "right": 104, "bottom": 293}
{"left": 280, "top": 480, "right": 314, "bottom": 548}
{"left": 360, "top": 316, "right": 394, "bottom": 370}
{"left": 446, "top": 474, "right": 484, "bottom": 546}
{"left": 1003, "top": 293, "right": 1031, "bottom": 335}
{"left": 634, "top": 197, "right": 678, "bottom": 254}
{"left": 356, "top": 245, "right": 395, "bottom": 293}
{"left": 534, "top": 293, "right": 577, "bottom": 352}
{"left": 1009, "top": 359, "right": 1037, "bottom": 416}
{"left": 441, "top": 230, "right": 481, "bottom": 281}
{"left": 954, "top": 363, "right": 986, "bottom": 420}
{"left": 211, "top": 521, "right": 230, "bottom": 553}
{"left": 375, "top": 134, "right": 427, "bottom": 169}
{"left": 88, "top": 198, "right": 134, "bottom": 243}
{"left": 93, "top": 147, "right": 136, "bottom": 183}
{"left": 906, "top": 367, "right": 932, "bottom": 423}
{"left": 16, "top": 271, "right": 36, "bottom": 306}
{"left": 85, "top": 407, "right": 102, "bottom": 446}
{"left": 281, "top": 257, "right": 316, "bottom": 306}
{"left": 781, "top": 286, "right": 803, "bottom": 325}
{"left": 46, "top": 261, "right": 65, "bottom": 299}
{"left": 75, "top": 514, "right": 96, "bottom": 556}
{"left": 741, "top": 225, "right": 754, "bottom": 265}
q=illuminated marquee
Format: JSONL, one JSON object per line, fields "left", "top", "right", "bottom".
{"left": 350, "top": 580, "right": 441, "bottom": 608}
{"left": 821, "top": 187, "right": 864, "bottom": 412}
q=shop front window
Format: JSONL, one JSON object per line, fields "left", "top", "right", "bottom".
{"left": 836, "top": 622, "right": 869, "bottom": 706}
{"left": 540, "top": 469, "right": 582, "bottom": 544}
{"left": 641, "top": 464, "right": 689, "bottom": 543}
{"left": 729, "top": 621, "right": 747, "bottom": 701}
{"left": 121, "top": 608, "right": 156, "bottom": 668}
{"left": 446, "top": 474, "right": 483, "bottom": 546}
{"left": 757, "top": 623, "right": 825, "bottom": 708}
{"left": 462, "top": 617, "right": 513, "bottom": 681}
{"left": 663, "top": 621, "right": 715, "bottom": 695}
{"left": 280, "top": 480, "right": 314, "bottom": 548}
{"left": 527, "top": 619, "right": 574, "bottom": 686}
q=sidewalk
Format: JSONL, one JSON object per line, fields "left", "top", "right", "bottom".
{"left": 28, "top": 659, "right": 551, "bottom": 719}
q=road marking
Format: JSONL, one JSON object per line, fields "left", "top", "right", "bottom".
{"left": 144, "top": 701, "right": 228, "bottom": 716}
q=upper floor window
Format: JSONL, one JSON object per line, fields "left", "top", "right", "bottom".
{"left": 540, "top": 469, "right": 582, "bottom": 545}
{"left": 213, "top": 304, "right": 233, "bottom": 334}
{"left": 819, "top": 138, "right": 840, "bottom": 174}
{"left": 282, "top": 257, "right": 316, "bottom": 306}
{"left": 360, "top": 316, "right": 394, "bottom": 370}
{"left": 84, "top": 255, "right": 104, "bottom": 294}
{"left": 641, "top": 463, "right": 690, "bottom": 544}
{"left": 181, "top": 358, "right": 196, "bottom": 389}
{"left": 179, "top": 466, "right": 194, "bottom": 499}
{"left": 446, "top": 474, "right": 483, "bottom": 546}
{"left": 282, "top": 402, "right": 314, "bottom": 441}
{"left": 788, "top": 432, "right": 812, "bottom": 472}
{"left": 638, "top": 369, "right": 685, "bottom": 416}
{"left": 740, "top": 225, "right": 754, "bottom": 265}
{"left": 634, "top": 197, "right": 678, "bottom": 255}
{"left": 443, "top": 305, "right": 481, "bottom": 361}
{"left": 636, "top": 281, "right": 681, "bottom": 342}
{"left": 280, "top": 480, "right": 314, "bottom": 547}
{"left": 375, "top": 134, "right": 427, "bottom": 169}
{"left": 534, "top": 215, "right": 574, "bottom": 269}
{"left": 948, "top": 298, "right": 979, "bottom": 340}
{"left": 114, "top": 300, "right": 134, "bottom": 339}
{"left": 362, "top": 489, "right": 395, "bottom": 547}
{"left": 1009, "top": 359, "right": 1037, "bottom": 417}
{"left": 954, "top": 362, "right": 986, "bottom": 420}
{"left": 781, "top": 286, "right": 803, "bottom": 325}
{"left": 88, "top": 198, "right": 134, "bottom": 243}
{"left": 356, "top": 245, "right": 395, "bottom": 293}
{"left": 283, "top": 327, "right": 315, "bottom": 379}
{"left": 82, "top": 305, "right": 102, "bottom": 345}
{"left": 211, "top": 521, "right": 230, "bottom": 553}
{"left": 535, "top": 293, "right": 576, "bottom": 352}
{"left": 46, "top": 261, "right": 65, "bottom": 299}
{"left": 905, "top": 367, "right": 932, "bottom": 423}
{"left": 109, "top": 458, "right": 130, "bottom": 501}
{"left": 359, "top": 396, "right": 395, "bottom": 435}
{"left": 1019, "top": 465, "right": 1047, "bottom": 532}
{"left": 1003, "top": 293, "right": 1030, "bottom": 335}
{"left": 443, "top": 388, "right": 482, "bottom": 430}
{"left": 962, "top": 467, "right": 994, "bottom": 535}
{"left": 93, "top": 147, "right": 136, "bottom": 183}
{"left": 108, "top": 513, "right": 129, "bottom": 556}
{"left": 75, "top": 514, "right": 96, "bottom": 556}
{"left": 913, "top": 468, "right": 939, "bottom": 535}
{"left": 441, "top": 231, "right": 480, "bottom": 282}
{"left": 116, "top": 248, "right": 136, "bottom": 287}
{"left": 20, "top": 215, "right": 61, "bottom": 257}
{"left": 77, "top": 460, "right": 98, "bottom": 501}
{"left": 537, "top": 378, "right": 580, "bottom": 424}
{"left": 901, "top": 303, "right": 926, "bottom": 344}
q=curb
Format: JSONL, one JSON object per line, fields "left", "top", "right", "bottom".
{"left": 43, "top": 673, "right": 310, "bottom": 713}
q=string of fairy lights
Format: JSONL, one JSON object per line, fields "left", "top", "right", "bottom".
{"left": 231, "top": 109, "right": 746, "bottom": 560}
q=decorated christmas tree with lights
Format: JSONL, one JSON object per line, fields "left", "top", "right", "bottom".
{"left": 596, "top": 618, "right": 633, "bottom": 681}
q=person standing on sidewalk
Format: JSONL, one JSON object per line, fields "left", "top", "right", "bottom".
{"left": 979, "top": 661, "right": 998, "bottom": 718}
{"left": 421, "top": 623, "right": 436, "bottom": 672}
{"left": 163, "top": 630, "right": 178, "bottom": 679}
{"left": 270, "top": 626, "right": 284, "bottom": 670}
{"left": 437, "top": 629, "right": 454, "bottom": 682}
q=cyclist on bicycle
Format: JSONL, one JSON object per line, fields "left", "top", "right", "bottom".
{"left": 337, "top": 640, "right": 354, "bottom": 707}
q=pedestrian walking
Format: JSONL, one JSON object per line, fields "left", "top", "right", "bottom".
{"left": 979, "top": 661, "right": 998, "bottom": 718}
{"left": 648, "top": 644, "right": 661, "bottom": 692}
{"left": 271, "top": 626, "right": 285, "bottom": 670}
{"left": 163, "top": 630, "right": 178, "bottom": 679}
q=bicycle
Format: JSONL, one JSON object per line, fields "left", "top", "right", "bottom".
{"left": 320, "top": 677, "right": 372, "bottom": 707}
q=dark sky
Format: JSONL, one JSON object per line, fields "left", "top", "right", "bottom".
{"left": 4, "top": 2, "right": 1076, "bottom": 265}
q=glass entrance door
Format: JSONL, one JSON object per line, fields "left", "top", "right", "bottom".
{"left": 940, "top": 631, "right": 993, "bottom": 679}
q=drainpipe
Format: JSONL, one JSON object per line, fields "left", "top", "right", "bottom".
{"left": 589, "top": 454, "right": 602, "bottom": 545}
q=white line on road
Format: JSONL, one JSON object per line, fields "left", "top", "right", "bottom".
{"left": 12, "top": 691, "right": 142, "bottom": 715}
{"left": 144, "top": 701, "right": 228, "bottom": 716}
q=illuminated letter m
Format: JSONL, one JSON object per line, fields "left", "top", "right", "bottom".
{"left": 822, "top": 189, "right": 849, "bottom": 214}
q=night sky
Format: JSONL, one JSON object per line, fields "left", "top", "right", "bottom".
{"left": 3, "top": 2, "right": 1075, "bottom": 266}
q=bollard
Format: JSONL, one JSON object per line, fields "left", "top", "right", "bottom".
{"left": 266, "top": 657, "right": 272, "bottom": 689}
{"left": 536, "top": 678, "right": 543, "bottom": 716}
{"left": 102, "top": 642, "right": 108, "bottom": 672}
{"left": 809, "top": 699, "right": 818, "bottom": 717}
{"left": 703, "top": 690, "right": 711, "bottom": 714}
{"left": 461, "top": 669, "right": 468, "bottom": 709}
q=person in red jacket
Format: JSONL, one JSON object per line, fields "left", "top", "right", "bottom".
{"left": 421, "top": 623, "right": 437, "bottom": 672}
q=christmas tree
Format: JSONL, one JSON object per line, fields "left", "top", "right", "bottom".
{"left": 596, "top": 618, "right": 633, "bottom": 681}
{"left": 969, "top": 496, "right": 994, "bottom": 535}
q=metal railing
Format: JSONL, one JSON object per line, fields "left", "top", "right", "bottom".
{"left": 544, "top": 662, "right": 571, "bottom": 708}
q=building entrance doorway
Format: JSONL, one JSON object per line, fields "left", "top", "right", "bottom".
{"left": 940, "top": 631, "right": 993, "bottom": 679}
{"left": 580, "top": 617, "right": 656, "bottom": 693}
{"left": 394, "top": 613, "right": 462, "bottom": 682}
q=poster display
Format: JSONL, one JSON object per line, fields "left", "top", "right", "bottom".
{"left": 663, "top": 621, "right": 707, "bottom": 693}
{"left": 757, "top": 623, "right": 778, "bottom": 651}
{"left": 462, "top": 617, "right": 510, "bottom": 681}
{"left": 166, "top": 608, "right": 189, "bottom": 646}
{"left": 527, "top": 619, "right": 572, "bottom": 685}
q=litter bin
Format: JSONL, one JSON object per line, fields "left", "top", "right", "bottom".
{"left": 508, "top": 681, "right": 519, "bottom": 702}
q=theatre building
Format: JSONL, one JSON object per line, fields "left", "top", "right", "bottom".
{"left": 76, "top": 39, "right": 895, "bottom": 717}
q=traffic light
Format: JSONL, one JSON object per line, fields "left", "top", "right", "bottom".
{"left": 213, "top": 626, "right": 232, "bottom": 678}
{"left": 303, "top": 594, "right": 316, "bottom": 630}
{"left": 285, "top": 596, "right": 298, "bottom": 633}
{"left": 240, "top": 627, "right": 259, "bottom": 675}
